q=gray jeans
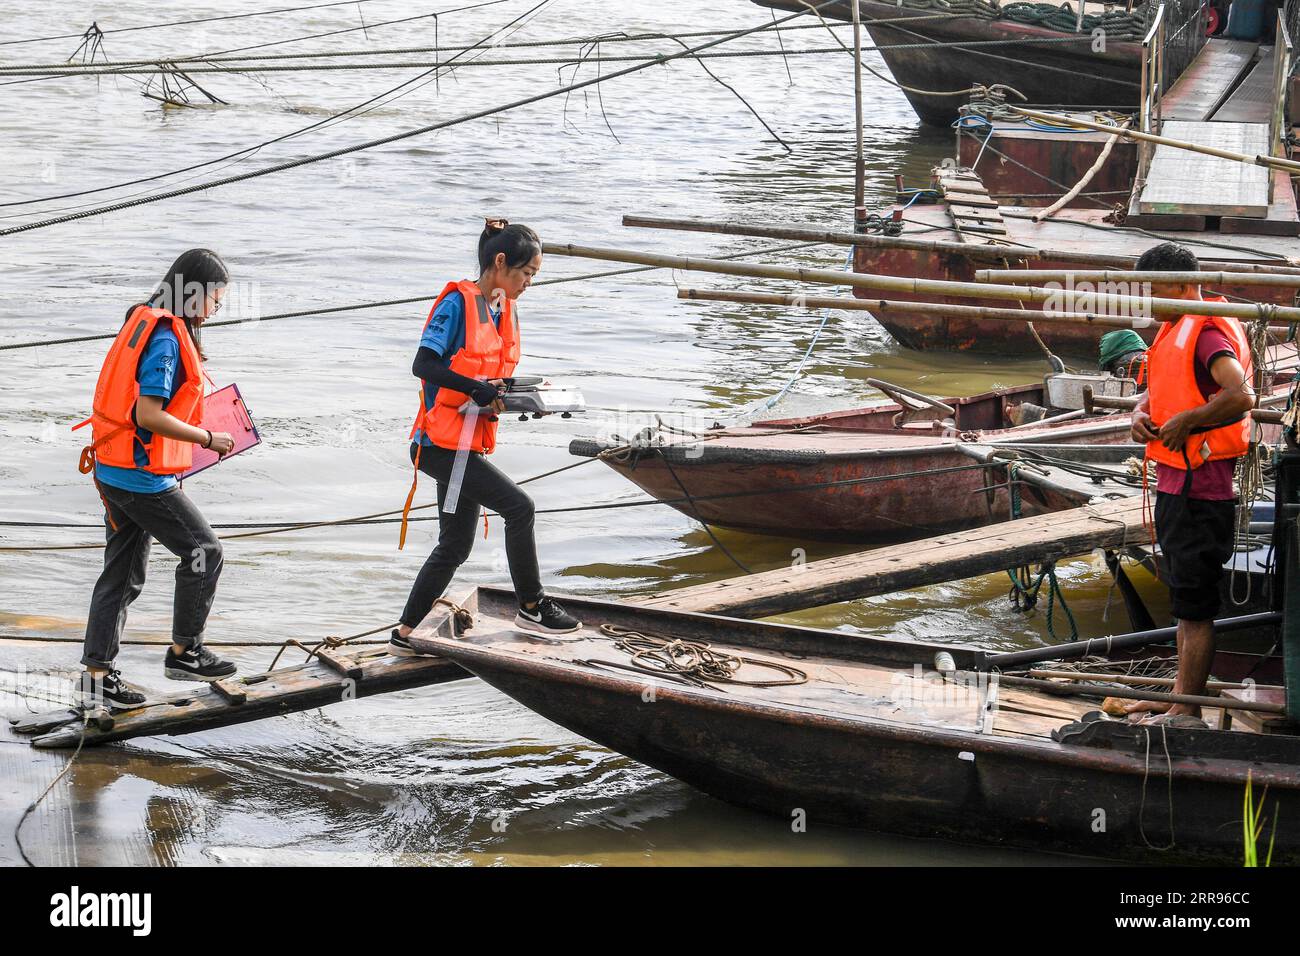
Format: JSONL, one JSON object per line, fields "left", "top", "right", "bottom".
{"left": 82, "top": 482, "right": 223, "bottom": 670}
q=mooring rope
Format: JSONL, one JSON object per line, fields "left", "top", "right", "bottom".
{"left": 0, "top": 240, "right": 828, "bottom": 351}
{"left": 0, "top": 459, "right": 1007, "bottom": 550}
{"left": 0, "top": 1, "right": 842, "bottom": 236}
{"left": 0, "top": 21, "right": 865, "bottom": 67}
{"left": 0, "top": 0, "right": 447, "bottom": 48}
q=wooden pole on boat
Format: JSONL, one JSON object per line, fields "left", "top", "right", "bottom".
{"left": 677, "top": 287, "right": 1144, "bottom": 328}
{"left": 1011, "top": 106, "right": 1300, "bottom": 174}
{"left": 1083, "top": 387, "right": 1286, "bottom": 422}
{"left": 977, "top": 268, "right": 1300, "bottom": 287}
{"left": 620, "top": 214, "right": 1300, "bottom": 275}
{"left": 1032, "top": 120, "right": 1128, "bottom": 223}
{"left": 974, "top": 611, "right": 1283, "bottom": 670}
{"left": 1027, "top": 669, "right": 1279, "bottom": 691}
{"left": 851, "top": 0, "right": 866, "bottom": 214}
{"left": 991, "top": 673, "right": 1288, "bottom": 714}
{"left": 540, "top": 241, "right": 1300, "bottom": 324}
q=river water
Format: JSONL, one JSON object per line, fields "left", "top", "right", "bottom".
{"left": 0, "top": 0, "right": 1166, "bottom": 865}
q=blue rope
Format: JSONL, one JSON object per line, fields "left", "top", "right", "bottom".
{"left": 762, "top": 245, "right": 855, "bottom": 410}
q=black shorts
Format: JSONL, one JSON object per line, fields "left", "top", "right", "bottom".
{"left": 1154, "top": 492, "right": 1236, "bottom": 621}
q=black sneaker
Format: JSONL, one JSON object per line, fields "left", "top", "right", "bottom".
{"left": 388, "top": 628, "right": 437, "bottom": 658}
{"left": 514, "top": 597, "right": 582, "bottom": 636}
{"left": 79, "top": 669, "right": 147, "bottom": 710}
{"left": 164, "top": 645, "right": 237, "bottom": 682}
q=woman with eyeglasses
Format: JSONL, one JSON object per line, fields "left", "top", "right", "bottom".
{"left": 389, "top": 219, "right": 581, "bottom": 652}
{"left": 76, "top": 249, "right": 239, "bottom": 708}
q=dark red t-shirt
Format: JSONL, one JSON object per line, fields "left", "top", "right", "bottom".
{"left": 1154, "top": 325, "right": 1238, "bottom": 500}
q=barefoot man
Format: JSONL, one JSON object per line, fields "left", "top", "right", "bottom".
{"left": 1126, "top": 242, "right": 1257, "bottom": 723}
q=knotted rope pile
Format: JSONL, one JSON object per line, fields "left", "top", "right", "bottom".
{"left": 591, "top": 624, "right": 807, "bottom": 690}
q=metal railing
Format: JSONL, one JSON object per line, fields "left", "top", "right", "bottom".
{"left": 1138, "top": 2, "right": 1166, "bottom": 178}
{"left": 1270, "top": 11, "right": 1294, "bottom": 200}
{"left": 1136, "top": 0, "right": 1208, "bottom": 180}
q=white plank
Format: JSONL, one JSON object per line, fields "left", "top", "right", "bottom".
{"left": 1138, "top": 120, "right": 1270, "bottom": 217}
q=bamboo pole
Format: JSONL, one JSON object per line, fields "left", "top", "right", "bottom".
{"left": 1032, "top": 121, "right": 1128, "bottom": 223}
{"left": 1085, "top": 389, "right": 1286, "bottom": 422}
{"left": 1011, "top": 105, "right": 1300, "bottom": 174}
{"left": 676, "top": 287, "right": 1298, "bottom": 342}
{"left": 977, "top": 268, "right": 1300, "bottom": 287}
{"left": 991, "top": 672, "right": 1287, "bottom": 714}
{"left": 541, "top": 241, "right": 1300, "bottom": 324}
{"left": 620, "top": 213, "right": 1300, "bottom": 275}
{"left": 1026, "top": 669, "right": 1280, "bottom": 691}
{"left": 677, "top": 287, "right": 1147, "bottom": 328}
{"left": 851, "top": 0, "right": 865, "bottom": 212}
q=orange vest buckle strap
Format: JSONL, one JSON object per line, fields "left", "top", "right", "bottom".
{"left": 1143, "top": 295, "right": 1253, "bottom": 473}
{"left": 399, "top": 281, "right": 521, "bottom": 549}
{"left": 74, "top": 305, "right": 207, "bottom": 477}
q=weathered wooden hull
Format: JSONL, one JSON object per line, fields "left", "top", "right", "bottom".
{"left": 429, "top": 590, "right": 1300, "bottom": 865}
{"left": 754, "top": 0, "right": 1143, "bottom": 125}
{"left": 576, "top": 439, "right": 1093, "bottom": 542}
{"left": 571, "top": 385, "right": 1132, "bottom": 542}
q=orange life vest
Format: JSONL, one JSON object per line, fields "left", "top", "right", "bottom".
{"left": 74, "top": 304, "right": 206, "bottom": 476}
{"left": 409, "top": 281, "right": 520, "bottom": 454}
{"left": 1144, "top": 295, "right": 1253, "bottom": 471}
{"left": 399, "top": 281, "right": 520, "bottom": 548}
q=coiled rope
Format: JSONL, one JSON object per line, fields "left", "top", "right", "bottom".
{"left": 586, "top": 623, "right": 807, "bottom": 690}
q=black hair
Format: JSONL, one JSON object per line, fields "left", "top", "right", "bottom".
{"left": 477, "top": 222, "right": 541, "bottom": 274}
{"left": 146, "top": 248, "right": 229, "bottom": 356}
{"left": 1135, "top": 242, "right": 1199, "bottom": 274}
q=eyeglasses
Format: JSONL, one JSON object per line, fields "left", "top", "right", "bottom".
{"left": 484, "top": 217, "right": 509, "bottom": 231}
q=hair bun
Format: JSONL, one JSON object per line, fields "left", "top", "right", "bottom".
{"left": 483, "top": 217, "right": 509, "bottom": 235}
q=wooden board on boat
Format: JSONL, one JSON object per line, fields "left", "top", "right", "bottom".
{"left": 640, "top": 495, "right": 1145, "bottom": 618}
{"left": 1137, "top": 121, "right": 1270, "bottom": 218}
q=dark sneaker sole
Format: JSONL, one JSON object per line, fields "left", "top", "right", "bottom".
{"left": 513, "top": 614, "right": 582, "bottom": 636}
{"left": 79, "top": 694, "right": 147, "bottom": 710}
{"left": 387, "top": 640, "right": 438, "bottom": 658}
{"left": 164, "top": 666, "right": 237, "bottom": 683}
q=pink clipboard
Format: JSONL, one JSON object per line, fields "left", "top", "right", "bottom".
{"left": 181, "top": 383, "right": 261, "bottom": 479}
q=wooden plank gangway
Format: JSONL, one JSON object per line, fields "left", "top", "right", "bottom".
{"left": 1213, "top": 47, "right": 1278, "bottom": 124}
{"left": 8, "top": 632, "right": 465, "bottom": 749}
{"left": 1159, "top": 38, "right": 1259, "bottom": 122}
{"left": 8, "top": 493, "right": 1146, "bottom": 747}
{"left": 639, "top": 495, "right": 1146, "bottom": 618}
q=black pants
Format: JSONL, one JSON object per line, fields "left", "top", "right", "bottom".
{"left": 399, "top": 442, "right": 543, "bottom": 628}
{"left": 83, "top": 482, "right": 224, "bottom": 670}
{"left": 1154, "top": 491, "right": 1236, "bottom": 622}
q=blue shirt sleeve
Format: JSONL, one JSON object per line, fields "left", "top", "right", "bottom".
{"left": 419, "top": 292, "right": 466, "bottom": 360}
{"left": 137, "top": 326, "right": 180, "bottom": 399}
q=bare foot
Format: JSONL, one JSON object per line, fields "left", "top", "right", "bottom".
{"left": 1123, "top": 699, "right": 1172, "bottom": 722}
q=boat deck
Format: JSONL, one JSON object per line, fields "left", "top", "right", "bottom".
{"left": 414, "top": 599, "right": 1089, "bottom": 741}
{"left": 409, "top": 589, "right": 1263, "bottom": 746}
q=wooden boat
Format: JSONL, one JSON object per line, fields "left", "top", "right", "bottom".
{"left": 753, "top": 0, "right": 1156, "bottom": 126}
{"left": 861, "top": 202, "right": 1300, "bottom": 355}
{"left": 573, "top": 379, "right": 1151, "bottom": 542}
{"left": 414, "top": 585, "right": 1300, "bottom": 864}
{"left": 574, "top": 368, "right": 1292, "bottom": 542}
